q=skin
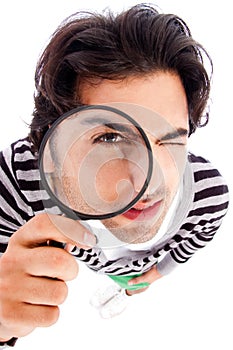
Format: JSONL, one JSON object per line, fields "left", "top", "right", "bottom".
{"left": 0, "top": 214, "right": 96, "bottom": 341}
{"left": 0, "top": 71, "right": 188, "bottom": 340}
{"left": 80, "top": 71, "right": 189, "bottom": 295}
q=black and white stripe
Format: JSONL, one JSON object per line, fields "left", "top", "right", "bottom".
{"left": 167, "top": 154, "right": 229, "bottom": 266}
{"left": 0, "top": 138, "right": 229, "bottom": 276}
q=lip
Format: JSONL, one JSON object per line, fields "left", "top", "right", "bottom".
{"left": 122, "top": 199, "right": 163, "bottom": 221}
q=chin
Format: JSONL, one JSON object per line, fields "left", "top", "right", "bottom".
{"left": 102, "top": 206, "right": 168, "bottom": 244}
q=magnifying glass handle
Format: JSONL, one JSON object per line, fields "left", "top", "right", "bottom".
{"left": 48, "top": 240, "right": 81, "bottom": 255}
{"left": 46, "top": 214, "right": 96, "bottom": 254}
{"left": 47, "top": 218, "right": 97, "bottom": 253}
{"left": 48, "top": 240, "right": 66, "bottom": 249}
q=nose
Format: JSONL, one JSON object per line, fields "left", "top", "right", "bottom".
{"left": 143, "top": 157, "right": 164, "bottom": 197}
{"left": 131, "top": 156, "right": 164, "bottom": 199}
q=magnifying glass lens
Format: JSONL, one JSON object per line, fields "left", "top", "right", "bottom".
{"left": 39, "top": 105, "right": 152, "bottom": 220}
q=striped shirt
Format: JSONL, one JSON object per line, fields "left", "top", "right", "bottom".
{"left": 0, "top": 137, "right": 229, "bottom": 276}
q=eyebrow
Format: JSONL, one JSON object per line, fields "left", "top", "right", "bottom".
{"left": 81, "top": 116, "right": 188, "bottom": 141}
{"left": 80, "top": 116, "right": 141, "bottom": 138}
{"left": 159, "top": 128, "right": 188, "bottom": 141}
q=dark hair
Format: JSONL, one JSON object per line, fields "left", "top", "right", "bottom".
{"left": 29, "top": 3, "right": 212, "bottom": 151}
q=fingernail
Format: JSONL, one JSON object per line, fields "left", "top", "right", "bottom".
{"left": 128, "top": 280, "right": 134, "bottom": 286}
{"left": 83, "top": 232, "right": 97, "bottom": 247}
{"left": 64, "top": 244, "right": 76, "bottom": 253}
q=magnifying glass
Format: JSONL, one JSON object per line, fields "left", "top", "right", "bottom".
{"left": 39, "top": 105, "right": 153, "bottom": 223}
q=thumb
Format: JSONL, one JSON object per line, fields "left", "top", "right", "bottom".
{"left": 11, "top": 213, "right": 97, "bottom": 250}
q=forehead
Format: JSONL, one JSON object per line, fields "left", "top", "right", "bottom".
{"left": 51, "top": 105, "right": 186, "bottom": 156}
{"left": 79, "top": 71, "right": 189, "bottom": 131}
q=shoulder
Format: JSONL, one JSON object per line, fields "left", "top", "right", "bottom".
{"left": 0, "top": 137, "right": 38, "bottom": 186}
{"left": 187, "top": 152, "right": 228, "bottom": 193}
{"left": 0, "top": 137, "right": 61, "bottom": 219}
{"left": 0, "top": 136, "right": 41, "bottom": 199}
{"left": 0, "top": 136, "right": 37, "bottom": 168}
{"left": 11, "top": 136, "right": 38, "bottom": 167}
{"left": 0, "top": 138, "right": 38, "bottom": 235}
{"left": 186, "top": 152, "right": 229, "bottom": 220}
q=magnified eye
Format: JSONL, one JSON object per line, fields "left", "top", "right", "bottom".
{"left": 93, "top": 132, "right": 124, "bottom": 144}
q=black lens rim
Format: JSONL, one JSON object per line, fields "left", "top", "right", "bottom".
{"left": 39, "top": 105, "right": 153, "bottom": 220}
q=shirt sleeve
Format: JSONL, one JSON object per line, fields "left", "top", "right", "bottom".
{"left": 0, "top": 143, "right": 34, "bottom": 254}
{"left": 156, "top": 222, "right": 223, "bottom": 276}
{"left": 156, "top": 156, "right": 229, "bottom": 276}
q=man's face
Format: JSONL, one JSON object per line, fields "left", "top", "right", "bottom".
{"left": 77, "top": 71, "right": 188, "bottom": 245}
{"left": 48, "top": 71, "right": 188, "bottom": 246}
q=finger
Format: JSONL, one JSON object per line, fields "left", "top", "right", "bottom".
{"left": 24, "top": 246, "right": 79, "bottom": 281}
{"left": 126, "top": 286, "right": 149, "bottom": 296}
{"left": 128, "top": 266, "right": 161, "bottom": 286}
{"left": 11, "top": 213, "right": 97, "bottom": 249}
{"left": 127, "top": 274, "right": 150, "bottom": 286}
{"left": 2, "top": 302, "right": 60, "bottom": 329}
{"left": 64, "top": 243, "right": 76, "bottom": 253}
{"left": 17, "top": 276, "right": 69, "bottom": 306}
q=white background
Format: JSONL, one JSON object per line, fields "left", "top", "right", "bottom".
{"left": 0, "top": 1, "right": 232, "bottom": 349}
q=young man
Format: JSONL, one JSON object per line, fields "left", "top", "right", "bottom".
{"left": 0, "top": 4, "right": 229, "bottom": 347}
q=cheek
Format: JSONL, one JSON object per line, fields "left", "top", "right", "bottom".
{"left": 60, "top": 149, "right": 86, "bottom": 202}
{"left": 95, "top": 161, "right": 124, "bottom": 201}
{"left": 95, "top": 159, "right": 146, "bottom": 202}
{"left": 156, "top": 146, "right": 185, "bottom": 192}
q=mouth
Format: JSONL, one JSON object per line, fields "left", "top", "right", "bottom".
{"left": 122, "top": 199, "right": 163, "bottom": 221}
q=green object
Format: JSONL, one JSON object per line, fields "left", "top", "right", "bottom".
{"left": 108, "top": 273, "right": 150, "bottom": 291}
